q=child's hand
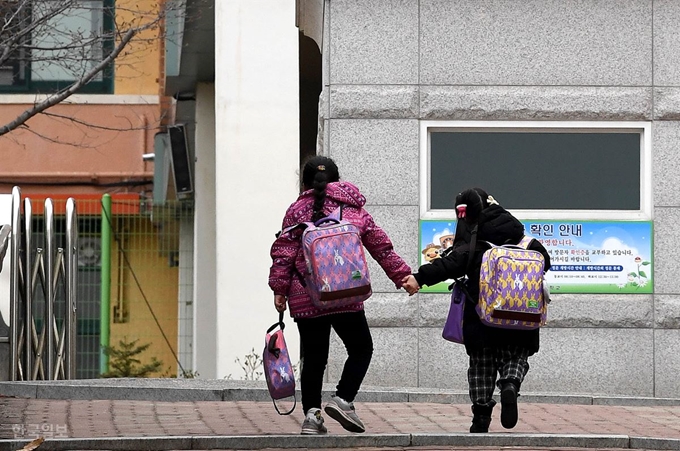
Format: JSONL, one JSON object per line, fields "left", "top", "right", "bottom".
{"left": 401, "top": 275, "right": 420, "bottom": 296}
{"left": 274, "top": 295, "right": 287, "bottom": 312}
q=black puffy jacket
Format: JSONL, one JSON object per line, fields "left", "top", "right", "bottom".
{"left": 414, "top": 205, "right": 551, "bottom": 356}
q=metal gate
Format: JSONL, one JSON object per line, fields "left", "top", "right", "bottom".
{"left": 9, "top": 186, "right": 78, "bottom": 380}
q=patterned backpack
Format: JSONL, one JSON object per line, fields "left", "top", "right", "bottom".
{"left": 477, "top": 236, "right": 548, "bottom": 330}
{"left": 296, "top": 207, "right": 372, "bottom": 309}
{"left": 263, "top": 312, "right": 296, "bottom": 415}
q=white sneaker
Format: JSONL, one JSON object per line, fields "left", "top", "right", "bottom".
{"left": 324, "top": 395, "right": 365, "bottom": 433}
{"left": 300, "top": 408, "right": 328, "bottom": 435}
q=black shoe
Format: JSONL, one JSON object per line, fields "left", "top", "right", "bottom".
{"left": 500, "top": 383, "right": 518, "bottom": 429}
{"left": 470, "top": 415, "right": 491, "bottom": 433}
{"left": 470, "top": 404, "right": 493, "bottom": 433}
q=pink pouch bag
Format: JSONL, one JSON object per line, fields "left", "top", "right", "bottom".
{"left": 263, "top": 312, "right": 296, "bottom": 415}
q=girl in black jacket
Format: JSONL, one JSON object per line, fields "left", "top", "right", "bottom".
{"left": 403, "top": 188, "right": 551, "bottom": 433}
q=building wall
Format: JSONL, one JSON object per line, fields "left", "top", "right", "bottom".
{"left": 321, "top": 0, "right": 680, "bottom": 397}
{"left": 0, "top": 0, "right": 171, "bottom": 380}
{"left": 114, "top": 0, "right": 164, "bottom": 95}
{"left": 108, "top": 216, "right": 179, "bottom": 377}
{"left": 0, "top": 98, "right": 158, "bottom": 196}
{"left": 0, "top": 0, "right": 164, "bottom": 195}
{"left": 193, "top": 82, "right": 217, "bottom": 377}
{"left": 214, "top": 0, "right": 300, "bottom": 379}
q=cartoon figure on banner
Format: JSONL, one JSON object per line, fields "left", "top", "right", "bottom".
{"left": 420, "top": 228, "right": 456, "bottom": 266}
{"left": 421, "top": 243, "right": 442, "bottom": 263}
{"left": 439, "top": 234, "right": 455, "bottom": 250}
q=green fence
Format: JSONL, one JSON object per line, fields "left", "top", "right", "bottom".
{"left": 36, "top": 196, "right": 194, "bottom": 379}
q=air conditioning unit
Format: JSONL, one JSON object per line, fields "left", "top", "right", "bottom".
{"left": 78, "top": 236, "right": 102, "bottom": 267}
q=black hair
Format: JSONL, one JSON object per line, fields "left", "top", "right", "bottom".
{"left": 301, "top": 156, "right": 340, "bottom": 222}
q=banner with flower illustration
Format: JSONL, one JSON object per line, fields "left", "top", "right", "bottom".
{"left": 418, "top": 220, "right": 653, "bottom": 294}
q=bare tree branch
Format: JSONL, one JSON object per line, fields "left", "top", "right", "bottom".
{"left": 41, "top": 109, "right": 169, "bottom": 133}
{"left": 0, "top": 0, "right": 183, "bottom": 138}
{"left": 0, "top": 22, "right": 157, "bottom": 136}
{"left": 5, "top": 121, "right": 102, "bottom": 149}
{"left": 0, "top": 0, "right": 71, "bottom": 65}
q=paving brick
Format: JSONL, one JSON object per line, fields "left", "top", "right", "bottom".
{"left": 1, "top": 382, "right": 680, "bottom": 450}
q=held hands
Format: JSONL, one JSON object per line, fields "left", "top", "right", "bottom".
{"left": 274, "top": 294, "right": 287, "bottom": 312}
{"left": 401, "top": 275, "right": 420, "bottom": 296}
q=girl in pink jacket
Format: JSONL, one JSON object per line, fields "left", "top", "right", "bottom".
{"left": 269, "top": 156, "right": 411, "bottom": 435}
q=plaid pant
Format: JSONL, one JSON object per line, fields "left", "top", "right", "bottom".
{"left": 468, "top": 346, "right": 530, "bottom": 407}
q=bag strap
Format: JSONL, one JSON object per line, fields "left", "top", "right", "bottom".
{"left": 275, "top": 220, "right": 309, "bottom": 287}
{"left": 266, "top": 312, "right": 287, "bottom": 358}
{"left": 276, "top": 222, "right": 307, "bottom": 239}
{"left": 449, "top": 225, "right": 478, "bottom": 298}
{"left": 273, "top": 396, "right": 297, "bottom": 415}
{"left": 518, "top": 235, "right": 534, "bottom": 248}
{"left": 276, "top": 205, "right": 344, "bottom": 238}
{"left": 330, "top": 205, "right": 343, "bottom": 220}
{"left": 464, "top": 225, "right": 478, "bottom": 276}
{"left": 266, "top": 311, "right": 286, "bottom": 335}
{"left": 481, "top": 235, "right": 533, "bottom": 251}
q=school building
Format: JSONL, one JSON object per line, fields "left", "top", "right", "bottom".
{"left": 174, "top": 0, "right": 680, "bottom": 397}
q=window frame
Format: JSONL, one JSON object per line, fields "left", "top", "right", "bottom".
{"left": 0, "top": 0, "right": 115, "bottom": 94}
{"left": 419, "top": 120, "right": 653, "bottom": 221}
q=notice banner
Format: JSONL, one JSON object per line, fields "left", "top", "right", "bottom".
{"left": 418, "top": 220, "right": 653, "bottom": 294}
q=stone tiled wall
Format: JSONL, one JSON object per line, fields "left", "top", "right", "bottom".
{"left": 321, "top": 0, "right": 680, "bottom": 398}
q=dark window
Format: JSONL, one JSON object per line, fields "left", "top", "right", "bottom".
{"left": 430, "top": 130, "right": 642, "bottom": 211}
{"left": 0, "top": 0, "right": 114, "bottom": 94}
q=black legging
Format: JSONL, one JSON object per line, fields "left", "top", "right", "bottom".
{"left": 296, "top": 310, "right": 373, "bottom": 414}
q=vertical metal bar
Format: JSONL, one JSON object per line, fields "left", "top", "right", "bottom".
{"left": 44, "top": 199, "right": 54, "bottom": 379}
{"left": 65, "top": 198, "right": 77, "bottom": 379}
{"left": 115, "top": 235, "right": 125, "bottom": 323}
{"left": 51, "top": 250, "right": 63, "bottom": 380}
{"left": 9, "top": 187, "right": 21, "bottom": 381}
{"left": 100, "top": 194, "right": 111, "bottom": 375}
{"left": 23, "top": 199, "right": 32, "bottom": 379}
{"left": 31, "top": 250, "right": 45, "bottom": 381}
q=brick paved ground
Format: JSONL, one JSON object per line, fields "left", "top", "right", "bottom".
{"left": 1, "top": 398, "right": 679, "bottom": 441}
{"left": 226, "top": 449, "right": 637, "bottom": 451}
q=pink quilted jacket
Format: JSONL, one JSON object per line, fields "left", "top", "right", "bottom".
{"left": 269, "top": 181, "right": 411, "bottom": 319}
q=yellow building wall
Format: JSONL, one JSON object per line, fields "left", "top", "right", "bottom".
{"left": 114, "top": 0, "right": 164, "bottom": 95}
{"left": 107, "top": 216, "right": 179, "bottom": 377}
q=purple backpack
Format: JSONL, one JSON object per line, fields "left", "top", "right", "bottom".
{"left": 296, "top": 207, "right": 372, "bottom": 309}
{"left": 477, "top": 236, "right": 548, "bottom": 330}
{"left": 263, "top": 313, "right": 296, "bottom": 415}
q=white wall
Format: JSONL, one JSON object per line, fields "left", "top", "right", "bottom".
{"left": 214, "top": 0, "right": 300, "bottom": 379}
{"left": 193, "top": 83, "right": 217, "bottom": 377}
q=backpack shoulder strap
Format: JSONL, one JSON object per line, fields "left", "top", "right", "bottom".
{"left": 328, "top": 205, "right": 343, "bottom": 221}
{"left": 465, "top": 225, "right": 478, "bottom": 275}
{"left": 518, "top": 235, "right": 535, "bottom": 249}
{"left": 481, "top": 236, "right": 533, "bottom": 250}
{"left": 449, "top": 224, "right": 478, "bottom": 297}
{"left": 276, "top": 222, "right": 308, "bottom": 239}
